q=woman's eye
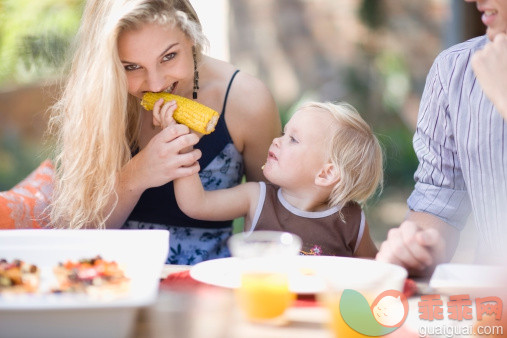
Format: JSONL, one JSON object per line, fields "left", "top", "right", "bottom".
{"left": 290, "top": 136, "right": 298, "bottom": 143}
{"left": 162, "top": 52, "right": 176, "bottom": 61}
{"left": 124, "top": 64, "right": 140, "bottom": 71}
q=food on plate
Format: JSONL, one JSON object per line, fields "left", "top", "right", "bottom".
{"left": 299, "top": 268, "right": 316, "bottom": 276}
{"left": 141, "top": 92, "right": 219, "bottom": 135}
{"left": 0, "top": 259, "right": 39, "bottom": 294}
{"left": 53, "top": 255, "right": 130, "bottom": 296}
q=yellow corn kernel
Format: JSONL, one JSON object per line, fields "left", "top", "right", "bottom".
{"left": 141, "top": 92, "right": 220, "bottom": 135}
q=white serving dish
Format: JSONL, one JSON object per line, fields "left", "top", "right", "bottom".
{"left": 429, "top": 263, "right": 507, "bottom": 295}
{"left": 0, "top": 229, "right": 169, "bottom": 338}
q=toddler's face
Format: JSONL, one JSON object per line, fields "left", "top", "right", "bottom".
{"left": 263, "top": 107, "right": 336, "bottom": 188}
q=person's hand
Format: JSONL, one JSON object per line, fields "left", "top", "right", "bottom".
{"left": 152, "top": 98, "right": 177, "bottom": 129}
{"left": 376, "top": 218, "right": 446, "bottom": 277}
{"left": 127, "top": 123, "right": 201, "bottom": 191}
{"left": 472, "top": 33, "right": 507, "bottom": 118}
{"left": 152, "top": 97, "right": 205, "bottom": 140}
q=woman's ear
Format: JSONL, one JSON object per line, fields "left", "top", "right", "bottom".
{"left": 315, "top": 163, "right": 340, "bottom": 187}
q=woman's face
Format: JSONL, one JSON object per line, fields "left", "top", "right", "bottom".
{"left": 117, "top": 22, "right": 195, "bottom": 99}
{"left": 465, "top": 0, "right": 507, "bottom": 41}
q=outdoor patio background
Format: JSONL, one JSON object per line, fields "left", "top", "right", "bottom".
{"left": 0, "top": 0, "right": 484, "bottom": 261}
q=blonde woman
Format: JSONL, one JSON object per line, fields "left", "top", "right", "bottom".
{"left": 48, "top": 0, "right": 281, "bottom": 264}
{"left": 172, "top": 101, "right": 383, "bottom": 258}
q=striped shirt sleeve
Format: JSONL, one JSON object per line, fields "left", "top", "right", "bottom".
{"left": 407, "top": 51, "right": 472, "bottom": 230}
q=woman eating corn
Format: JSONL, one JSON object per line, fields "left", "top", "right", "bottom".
{"left": 47, "top": 0, "right": 281, "bottom": 264}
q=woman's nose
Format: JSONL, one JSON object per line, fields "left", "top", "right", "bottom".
{"left": 146, "top": 70, "right": 167, "bottom": 93}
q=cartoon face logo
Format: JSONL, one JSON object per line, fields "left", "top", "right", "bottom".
{"left": 340, "top": 289, "right": 409, "bottom": 336}
{"left": 371, "top": 291, "right": 408, "bottom": 327}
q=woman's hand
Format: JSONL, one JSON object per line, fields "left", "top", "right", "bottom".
{"left": 136, "top": 124, "right": 201, "bottom": 189}
{"left": 108, "top": 101, "right": 201, "bottom": 228}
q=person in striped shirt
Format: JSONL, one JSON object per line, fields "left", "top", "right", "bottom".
{"left": 376, "top": 0, "right": 507, "bottom": 276}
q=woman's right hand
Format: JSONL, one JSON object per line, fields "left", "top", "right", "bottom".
{"left": 127, "top": 123, "right": 201, "bottom": 192}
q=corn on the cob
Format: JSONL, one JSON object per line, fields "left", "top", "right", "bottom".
{"left": 141, "top": 92, "right": 220, "bottom": 134}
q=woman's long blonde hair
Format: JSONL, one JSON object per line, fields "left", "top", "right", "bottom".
{"left": 47, "top": 0, "right": 208, "bottom": 229}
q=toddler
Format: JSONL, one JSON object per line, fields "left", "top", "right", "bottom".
{"left": 172, "top": 101, "right": 383, "bottom": 258}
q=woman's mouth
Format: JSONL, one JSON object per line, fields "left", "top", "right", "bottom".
{"left": 163, "top": 82, "right": 177, "bottom": 93}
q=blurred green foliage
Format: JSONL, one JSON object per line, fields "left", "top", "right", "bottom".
{"left": 0, "top": 0, "right": 83, "bottom": 190}
{"left": 0, "top": 131, "right": 48, "bottom": 190}
{"left": 359, "top": 0, "right": 385, "bottom": 30}
{"left": 376, "top": 126, "right": 418, "bottom": 187}
{"left": 0, "top": 0, "right": 84, "bottom": 85}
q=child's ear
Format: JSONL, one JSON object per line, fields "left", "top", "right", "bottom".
{"left": 315, "top": 163, "right": 340, "bottom": 187}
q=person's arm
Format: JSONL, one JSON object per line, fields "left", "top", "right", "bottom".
{"left": 173, "top": 174, "right": 260, "bottom": 222}
{"left": 376, "top": 211, "right": 460, "bottom": 277}
{"left": 472, "top": 33, "right": 507, "bottom": 118}
{"left": 376, "top": 53, "right": 469, "bottom": 277}
{"left": 105, "top": 104, "right": 201, "bottom": 228}
{"left": 226, "top": 73, "right": 281, "bottom": 182}
{"left": 353, "top": 221, "right": 378, "bottom": 259}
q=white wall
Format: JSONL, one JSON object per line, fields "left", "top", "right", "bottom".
{"left": 190, "top": 0, "right": 230, "bottom": 61}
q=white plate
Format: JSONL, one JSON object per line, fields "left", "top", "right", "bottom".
{"left": 0, "top": 229, "right": 169, "bottom": 338}
{"left": 190, "top": 255, "right": 407, "bottom": 294}
{"left": 429, "top": 263, "right": 507, "bottom": 295}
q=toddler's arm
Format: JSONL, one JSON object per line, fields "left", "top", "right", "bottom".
{"left": 174, "top": 173, "right": 260, "bottom": 222}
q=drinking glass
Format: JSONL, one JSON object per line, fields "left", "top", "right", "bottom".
{"left": 227, "top": 231, "right": 302, "bottom": 323}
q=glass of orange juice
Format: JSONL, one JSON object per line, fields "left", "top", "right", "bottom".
{"left": 317, "top": 258, "right": 408, "bottom": 338}
{"left": 228, "top": 231, "right": 302, "bottom": 323}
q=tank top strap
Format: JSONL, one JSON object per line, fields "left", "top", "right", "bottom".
{"left": 221, "top": 69, "right": 240, "bottom": 115}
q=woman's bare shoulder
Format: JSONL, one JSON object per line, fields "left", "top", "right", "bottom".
{"left": 203, "top": 57, "right": 276, "bottom": 113}
{"left": 227, "top": 71, "right": 277, "bottom": 119}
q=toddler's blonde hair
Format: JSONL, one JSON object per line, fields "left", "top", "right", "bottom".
{"left": 300, "top": 101, "right": 383, "bottom": 207}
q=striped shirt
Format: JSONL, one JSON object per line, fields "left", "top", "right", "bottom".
{"left": 407, "top": 35, "right": 507, "bottom": 257}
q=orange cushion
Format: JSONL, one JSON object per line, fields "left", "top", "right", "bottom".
{"left": 0, "top": 160, "right": 54, "bottom": 229}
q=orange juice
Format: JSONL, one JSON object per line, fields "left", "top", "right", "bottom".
{"left": 235, "top": 272, "right": 295, "bottom": 320}
{"left": 326, "top": 296, "right": 368, "bottom": 338}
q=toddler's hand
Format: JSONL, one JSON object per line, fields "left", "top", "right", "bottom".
{"left": 152, "top": 98, "right": 178, "bottom": 129}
